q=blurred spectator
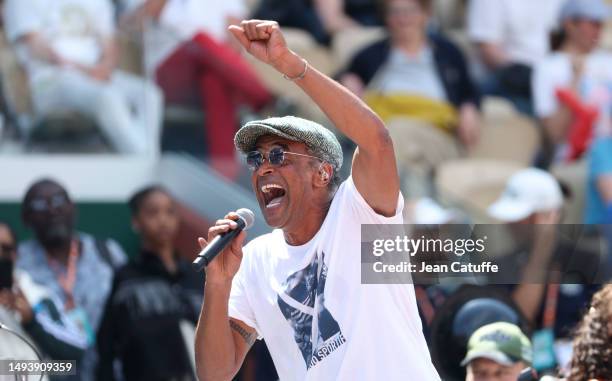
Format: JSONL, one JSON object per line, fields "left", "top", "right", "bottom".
{"left": 532, "top": 0, "right": 612, "bottom": 164}
{"left": 0, "top": 221, "right": 90, "bottom": 369}
{"left": 97, "top": 186, "right": 204, "bottom": 381}
{"left": 487, "top": 168, "right": 601, "bottom": 372}
{"left": 567, "top": 284, "right": 612, "bottom": 381}
{"left": 254, "top": 0, "right": 382, "bottom": 45}
{"left": 585, "top": 137, "right": 612, "bottom": 279}
{"left": 340, "top": 0, "right": 480, "bottom": 197}
{"left": 119, "top": 0, "right": 274, "bottom": 178}
{"left": 461, "top": 322, "right": 532, "bottom": 381}
{"left": 18, "top": 179, "right": 127, "bottom": 380}
{"left": 467, "top": 0, "right": 564, "bottom": 115}
{"left": 2, "top": 0, "right": 163, "bottom": 154}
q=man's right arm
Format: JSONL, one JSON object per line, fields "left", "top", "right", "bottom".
{"left": 195, "top": 282, "right": 256, "bottom": 380}
{"left": 194, "top": 213, "right": 254, "bottom": 380}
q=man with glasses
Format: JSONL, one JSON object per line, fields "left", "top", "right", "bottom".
{"left": 195, "top": 19, "right": 440, "bottom": 381}
{"left": 0, "top": 220, "right": 94, "bottom": 373}
{"left": 17, "top": 179, "right": 126, "bottom": 380}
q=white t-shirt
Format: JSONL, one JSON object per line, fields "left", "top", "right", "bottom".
{"left": 120, "top": 0, "right": 247, "bottom": 75}
{"left": 467, "top": 0, "right": 564, "bottom": 66}
{"left": 228, "top": 177, "right": 440, "bottom": 381}
{"left": 532, "top": 50, "right": 612, "bottom": 139}
{"left": 368, "top": 47, "right": 447, "bottom": 102}
{"left": 3, "top": 0, "right": 114, "bottom": 80}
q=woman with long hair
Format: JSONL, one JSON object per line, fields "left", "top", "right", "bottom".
{"left": 567, "top": 284, "right": 612, "bottom": 381}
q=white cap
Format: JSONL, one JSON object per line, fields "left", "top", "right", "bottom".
{"left": 488, "top": 168, "right": 563, "bottom": 222}
{"left": 560, "top": 0, "right": 612, "bottom": 22}
{"left": 413, "top": 198, "right": 458, "bottom": 225}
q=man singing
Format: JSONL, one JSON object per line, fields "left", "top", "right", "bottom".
{"left": 194, "top": 19, "right": 440, "bottom": 381}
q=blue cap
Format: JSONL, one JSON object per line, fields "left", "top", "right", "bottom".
{"left": 560, "top": 0, "right": 612, "bottom": 22}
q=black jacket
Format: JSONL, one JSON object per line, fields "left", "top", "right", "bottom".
{"left": 96, "top": 251, "right": 204, "bottom": 381}
{"left": 345, "top": 33, "right": 481, "bottom": 109}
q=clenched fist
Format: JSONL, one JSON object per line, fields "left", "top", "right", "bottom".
{"left": 229, "top": 20, "right": 306, "bottom": 79}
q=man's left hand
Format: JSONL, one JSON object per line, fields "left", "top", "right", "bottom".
{"left": 229, "top": 20, "right": 303, "bottom": 78}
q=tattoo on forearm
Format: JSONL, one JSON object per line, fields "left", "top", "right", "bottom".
{"left": 230, "top": 320, "right": 256, "bottom": 346}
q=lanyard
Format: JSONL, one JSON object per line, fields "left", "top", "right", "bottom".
{"left": 542, "top": 267, "right": 561, "bottom": 329}
{"left": 46, "top": 240, "right": 79, "bottom": 310}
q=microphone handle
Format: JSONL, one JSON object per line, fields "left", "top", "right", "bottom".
{"left": 192, "top": 219, "right": 246, "bottom": 272}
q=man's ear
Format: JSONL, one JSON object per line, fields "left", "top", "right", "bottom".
{"left": 314, "top": 162, "right": 333, "bottom": 188}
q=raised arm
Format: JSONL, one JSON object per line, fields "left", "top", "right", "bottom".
{"left": 230, "top": 20, "right": 399, "bottom": 216}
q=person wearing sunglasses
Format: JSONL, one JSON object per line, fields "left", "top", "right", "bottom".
{"left": 0, "top": 220, "right": 94, "bottom": 371}
{"left": 195, "top": 19, "right": 440, "bottom": 381}
{"left": 17, "top": 179, "right": 127, "bottom": 380}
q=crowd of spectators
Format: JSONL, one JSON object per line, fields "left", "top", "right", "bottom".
{"left": 0, "top": 0, "right": 612, "bottom": 380}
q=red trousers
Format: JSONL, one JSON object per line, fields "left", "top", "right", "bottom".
{"left": 156, "top": 32, "right": 273, "bottom": 162}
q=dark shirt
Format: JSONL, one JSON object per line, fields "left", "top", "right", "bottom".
{"left": 496, "top": 239, "right": 603, "bottom": 338}
{"left": 344, "top": 34, "right": 481, "bottom": 109}
{"left": 96, "top": 251, "right": 204, "bottom": 381}
{"left": 254, "top": 0, "right": 382, "bottom": 45}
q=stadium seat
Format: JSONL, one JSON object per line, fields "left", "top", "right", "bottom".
{"left": 433, "top": 0, "right": 467, "bottom": 31}
{"left": 0, "top": 29, "right": 32, "bottom": 117}
{"left": 117, "top": 30, "right": 145, "bottom": 76}
{"left": 469, "top": 97, "right": 540, "bottom": 166}
{"left": 331, "top": 26, "right": 386, "bottom": 70}
{"left": 551, "top": 159, "right": 588, "bottom": 224}
{"left": 386, "top": 118, "right": 462, "bottom": 198}
{"left": 435, "top": 158, "right": 525, "bottom": 222}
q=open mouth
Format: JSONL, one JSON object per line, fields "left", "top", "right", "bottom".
{"left": 261, "top": 183, "right": 287, "bottom": 208}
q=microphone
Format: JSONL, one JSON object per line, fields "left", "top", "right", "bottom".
{"left": 192, "top": 208, "right": 255, "bottom": 272}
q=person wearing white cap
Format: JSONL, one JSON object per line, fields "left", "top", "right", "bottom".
{"left": 488, "top": 168, "right": 564, "bottom": 224}
{"left": 488, "top": 168, "right": 601, "bottom": 343}
{"left": 532, "top": 0, "right": 612, "bottom": 164}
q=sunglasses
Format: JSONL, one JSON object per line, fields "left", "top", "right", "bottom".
{"left": 246, "top": 147, "right": 321, "bottom": 171}
{"left": 28, "top": 194, "right": 69, "bottom": 212}
{"left": 0, "top": 243, "right": 15, "bottom": 256}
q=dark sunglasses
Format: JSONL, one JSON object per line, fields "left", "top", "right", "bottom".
{"left": 0, "top": 243, "right": 15, "bottom": 255}
{"left": 246, "top": 147, "right": 321, "bottom": 171}
{"left": 28, "top": 194, "right": 69, "bottom": 212}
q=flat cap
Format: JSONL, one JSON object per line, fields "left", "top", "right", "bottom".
{"left": 234, "top": 116, "right": 343, "bottom": 170}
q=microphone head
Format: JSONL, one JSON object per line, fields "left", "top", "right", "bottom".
{"left": 236, "top": 208, "right": 255, "bottom": 230}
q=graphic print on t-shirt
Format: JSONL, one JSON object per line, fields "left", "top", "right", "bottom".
{"left": 277, "top": 251, "right": 346, "bottom": 369}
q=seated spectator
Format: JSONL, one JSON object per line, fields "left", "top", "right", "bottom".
{"left": 567, "top": 284, "right": 612, "bottom": 381}
{"left": 254, "top": 0, "right": 382, "bottom": 45}
{"left": 585, "top": 137, "right": 612, "bottom": 278}
{"left": 97, "top": 186, "right": 204, "bottom": 381}
{"left": 467, "top": 0, "right": 564, "bottom": 115}
{"left": 2, "top": 0, "right": 163, "bottom": 154}
{"left": 461, "top": 322, "right": 532, "bottom": 381}
{"left": 488, "top": 169, "right": 601, "bottom": 341}
{"left": 119, "top": 0, "right": 274, "bottom": 178}
{"left": 0, "top": 221, "right": 89, "bottom": 365}
{"left": 17, "top": 179, "right": 127, "bottom": 380}
{"left": 340, "top": 0, "right": 480, "bottom": 197}
{"left": 533, "top": 0, "right": 612, "bottom": 165}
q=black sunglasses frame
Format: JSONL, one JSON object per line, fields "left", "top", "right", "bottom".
{"left": 246, "top": 147, "right": 321, "bottom": 171}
